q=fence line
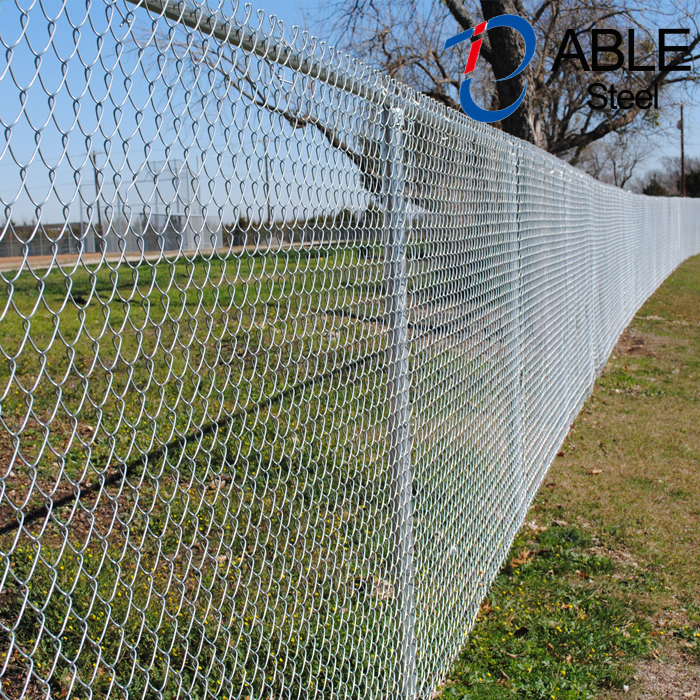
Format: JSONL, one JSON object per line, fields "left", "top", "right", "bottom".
{"left": 1, "top": 2, "right": 699, "bottom": 699}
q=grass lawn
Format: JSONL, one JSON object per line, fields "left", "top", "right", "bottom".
{"left": 0, "top": 247, "right": 402, "bottom": 698}
{"left": 441, "top": 254, "right": 700, "bottom": 699}
{"left": 0, "top": 243, "right": 498, "bottom": 698}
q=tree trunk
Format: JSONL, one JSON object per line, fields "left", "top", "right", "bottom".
{"left": 480, "top": 0, "right": 537, "bottom": 144}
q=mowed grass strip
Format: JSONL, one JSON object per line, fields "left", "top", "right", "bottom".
{"left": 441, "top": 253, "right": 700, "bottom": 699}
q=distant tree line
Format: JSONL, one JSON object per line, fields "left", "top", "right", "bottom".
{"left": 641, "top": 157, "right": 700, "bottom": 196}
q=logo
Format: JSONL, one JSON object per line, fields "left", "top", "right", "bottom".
{"left": 444, "top": 15, "right": 536, "bottom": 123}
{"left": 551, "top": 29, "right": 690, "bottom": 110}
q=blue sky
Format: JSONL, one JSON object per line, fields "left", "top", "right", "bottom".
{"left": 0, "top": 0, "right": 697, "bottom": 226}
{"left": 0, "top": 0, "right": 369, "bottom": 225}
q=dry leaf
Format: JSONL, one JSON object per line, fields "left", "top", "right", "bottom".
{"left": 510, "top": 549, "right": 534, "bottom": 567}
{"left": 373, "top": 579, "right": 394, "bottom": 601}
{"left": 480, "top": 598, "right": 492, "bottom": 616}
{"left": 349, "top": 577, "right": 393, "bottom": 600}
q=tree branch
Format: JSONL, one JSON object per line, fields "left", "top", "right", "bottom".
{"left": 422, "top": 88, "right": 461, "bottom": 111}
{"left": 532, "top": 0, "right": 554, "bottom": 25}
{"left": 443, "top": 0, "right": 493, "bottom": 64}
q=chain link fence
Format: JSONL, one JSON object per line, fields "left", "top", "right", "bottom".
{"left": 0, "top": 1, "right": 699, "bottom": 698}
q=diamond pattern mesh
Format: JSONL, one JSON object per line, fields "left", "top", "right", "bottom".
{"left": 0, "top": 2, "right": 699, "bottom": 699}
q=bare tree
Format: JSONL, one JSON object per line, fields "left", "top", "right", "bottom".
{"left": 577, "top": 129, "right": 649, "bottom": 187}
{"left": 147, "top": 1, "right": 698, "bottom": 198}
{"left": 151, "top": 17, "right": 465, "bottom": 215}
{"left": 318, "top": 0, "right": 700, "bottom": 166}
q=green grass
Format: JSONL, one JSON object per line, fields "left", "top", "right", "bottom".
{"left": 0, "top": 248, "right": 386, "bottom": 472}
{"left": 0, "top": 247, "right": 401, "bottom": 698}
{"left": 0, "top": 244, "right": 498, "bottom": 698}
{"left": 2, "top": 369, "right": 399, "bottom": 697}
{"left": 440, "top": 525, "right": 655, "bottom": 699}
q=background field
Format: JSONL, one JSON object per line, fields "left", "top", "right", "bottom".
{"left": 0, "top": 240, "right": 504, "bottom": 698}
{"left": 0, "top": 246, "right": 400, "bottom": 698}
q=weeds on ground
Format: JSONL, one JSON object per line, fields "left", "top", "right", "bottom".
{"left": 440, "top": 525, "right": 654, "bottom": 699}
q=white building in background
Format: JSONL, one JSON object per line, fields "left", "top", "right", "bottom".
{"left": 100, "top": 211, "right": 222, "bottom": 255}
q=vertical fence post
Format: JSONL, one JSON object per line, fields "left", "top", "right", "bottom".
{"left": 383, "top": 104, "right": 416, "bottom": 699}
{"left": 512, "top": 142, "right": 527, "bottom": 533}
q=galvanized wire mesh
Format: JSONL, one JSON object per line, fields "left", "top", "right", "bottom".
{"left": 1, "top": 1, "right": 699, "bottom": 699}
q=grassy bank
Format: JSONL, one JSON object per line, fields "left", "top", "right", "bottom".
{"left": 442, "top": 254, "right": 700, "bottom": 698}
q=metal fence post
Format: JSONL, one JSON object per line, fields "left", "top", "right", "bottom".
{"left": 383, "top": 104, "right": 417, "bottom": 700}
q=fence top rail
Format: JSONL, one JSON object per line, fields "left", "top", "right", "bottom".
{"left": 126, "top": 0, "right": 395, "bottom": 106}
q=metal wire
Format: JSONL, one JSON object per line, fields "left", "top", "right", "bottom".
{"left": 0, "top": 1, "right": 699, "bottom": 698}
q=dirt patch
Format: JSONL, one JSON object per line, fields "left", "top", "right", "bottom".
{"left": 0, "top": 590, "right": 48, "bottom": 700}
{"left": 611, "top": 326, "right": 689, "bottom": 361}
{"left": 613, "top": 328, "right": 660, "bottom": 358}
{"left": 605, "top": 646, "right": 700, "bottom": 699}
{"left": 0, "top": 655, "right": 48, "bottom": 700}
{"left": 588, "top": 545, "right": 640, "bottom": 571}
